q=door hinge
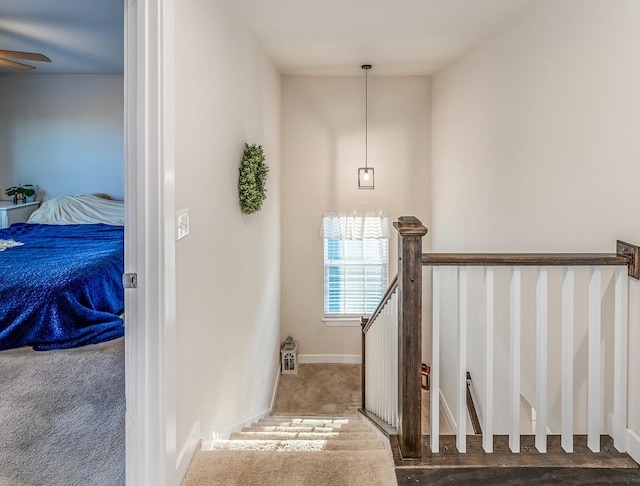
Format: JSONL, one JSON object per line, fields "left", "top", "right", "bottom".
{"left": 123, "top": 273, "right": 138, "bottom": 289}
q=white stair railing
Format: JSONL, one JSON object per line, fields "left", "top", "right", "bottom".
{"left": 361, "top": 216, "right": 638, "bottom": 462}
{"left": 361, "top": 217, "right": 427, "bottom": 459}
{"left": 426, "top": 242, "right": 638, "bottom": 456}
{"left": 362, "top": 279, "right": 399, "bottom": 428}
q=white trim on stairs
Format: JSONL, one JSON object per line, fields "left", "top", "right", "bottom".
{"left": 176, "top": 421, "right": 200, "bottom": 481}
{"left": 201, "top": 408, "right": 272, "bottom": 447}
{"left": 270, "top": 361, "right": 281, "bottom": 412}
{"left": 298, "top": 354, "right": 362, "bottom": 364}
{"left": 358, "top": 411, "right": 393, "bottom": 453}
{"left": 626, "top": 429, "right": 640, "bottom": 464}
{"left": 440, "top": 390, "right": 457, "bottom": 431}
{"left": 200, "top": 360, "right": 283, "bottom": 453}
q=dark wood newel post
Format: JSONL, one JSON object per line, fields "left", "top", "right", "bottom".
{"left": 394, "top": 216, "right": 428, "bottom": 459}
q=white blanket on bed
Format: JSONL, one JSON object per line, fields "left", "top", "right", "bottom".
{"left": 27, "top": 195, "right": 125, "bottom": 226}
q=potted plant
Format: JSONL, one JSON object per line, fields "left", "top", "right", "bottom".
{"left": 5, "top": 184, "right": 36, "bottom": 204}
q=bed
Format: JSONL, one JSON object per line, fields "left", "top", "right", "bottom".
{"left": 0, "top": 195, "right": 125, "bottom": 351}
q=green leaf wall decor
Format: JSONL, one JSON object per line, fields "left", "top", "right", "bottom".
{"left": 238, "top": 143, "right": 269, "bottom": 214}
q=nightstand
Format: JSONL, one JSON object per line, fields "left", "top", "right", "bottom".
{"left": 0, "top": 201, "right": 41, "bottom": 229}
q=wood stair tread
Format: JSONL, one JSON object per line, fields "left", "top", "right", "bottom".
{"left": 390, "top": 435, "right": 640, "bottom": 469}
{"left": 396, "top": 466, "right": 640, "bottom": 486}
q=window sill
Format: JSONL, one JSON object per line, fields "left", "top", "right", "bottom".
{"left": 322, "top": 317, "right": 364, "bottom": 327}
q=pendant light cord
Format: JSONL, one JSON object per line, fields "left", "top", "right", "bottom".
{"left": 360, "top": 64, "right": 372, "bottom": 176}
{"left": 362, "top": 65, "right": 371, "bottom": 170}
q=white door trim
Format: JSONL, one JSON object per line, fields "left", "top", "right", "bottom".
{"left": 124, "top": 0, "right": 177, "bottom": 484}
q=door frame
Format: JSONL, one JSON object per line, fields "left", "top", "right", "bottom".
{"left": 124, "top": 0, "right": 177, "bottom": 484}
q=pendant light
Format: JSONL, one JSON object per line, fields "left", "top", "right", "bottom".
{"left": 358, "top": 64, "right": 374, "bottom": 189}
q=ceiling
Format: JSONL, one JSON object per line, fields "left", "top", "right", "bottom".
{"left": 0, "top": 0, "right": 535, "bottom": 76}
{"left": 231, "top": 0, "right": 536, "bottom": 75}
{"left": 0, "top": 0, "right": 124, "bottom": 74}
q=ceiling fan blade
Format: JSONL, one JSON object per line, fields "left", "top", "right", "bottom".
{"left": 0, "top": 57, "right": 36, "bottom": 71}
{"left": 0, "top": 50, "right": 51, "bottom": 63}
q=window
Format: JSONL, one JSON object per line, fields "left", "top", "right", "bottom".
{"left": 322, "top": 212, "right": 389, "bottom": 319}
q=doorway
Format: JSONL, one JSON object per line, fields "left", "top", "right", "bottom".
{"left": 124, "top": 0, "right": 177, "bottom": 484}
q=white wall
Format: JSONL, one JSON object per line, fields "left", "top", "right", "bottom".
{"left": 281, "top": 76, "right": 430, "bottom": 358}
{"left": 174, "top": 0, "right": 281, "bottom": 454}
{"left": 0, "top": 75, "right": 124, "bottom": 200}
{"left": 431, "top": 0, "right": 640, "bottom": 457}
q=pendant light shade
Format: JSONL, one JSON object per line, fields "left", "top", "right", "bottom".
{"left": 358, "top": 64, "right": 374, "bottom": 189}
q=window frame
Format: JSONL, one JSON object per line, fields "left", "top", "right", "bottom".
{"left": 321, "top": 213, "right": 389, "bottom": 321}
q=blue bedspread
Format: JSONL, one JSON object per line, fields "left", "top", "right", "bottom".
{"left": 0, "top": 223, "right": 124, "bottom": 350}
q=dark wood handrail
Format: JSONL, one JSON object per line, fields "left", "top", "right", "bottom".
{"left": 362, "top": 274, "right": 398, "bottom": 334}
{"left": 421, "top": 240, "right": 639, "bottom": 279}
{"left": 422, "top": 253, "right": 629, "bottom": 266}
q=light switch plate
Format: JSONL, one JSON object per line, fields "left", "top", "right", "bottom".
{"left": 176, "top": 208, "right": 190, "bottom": 241}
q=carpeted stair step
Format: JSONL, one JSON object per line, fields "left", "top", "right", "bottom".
{"left": 211, "top": 438, "right": 385, "bottom": 452}
{"left": 254, "top": 417, "right": 369, "bottom": 430}
{"left": 241, "top": 424, "right": 370, "bottom": 433}
{"left": 247, "top": 422, "right": 370, "bottom": 432}
{"left": 229, "top": 430, "right": 377, "bottom": 441}
{"left": 183, "top": 449, "right": 397, "bottom": 486}
{"left": 183, "top": 364, "right": 398, "bottom": 485}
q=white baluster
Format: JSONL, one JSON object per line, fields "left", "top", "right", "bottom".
{"left": 392, "top": 291, "right": 399, "bottom": 427}
{"left": 385, "top": 301, "right": 389, "bottom": 421}
{"left": 387, "top": 301, "right": 392, "bottom": 423}
{"left": 588, "top": 267, "right": 602, "bottom": 453}
{"left": 378, "top": 312, "right": 383, "bottom": 419}
{"left": 613, "top": 267, "right": 628, "bottom": 452}
{"left": 384, "top": 296, "right": 389, "bottom": 424}
{"left": 561, "top": 267, "right": 574, "bottom": 453}
{"left": 365, "top": 330, "right": 369, "bottom": 412}
{"left": 378, "top": 306, "right": 389, "bottom": 422}
{"left": 431, "top": 267, "right": 440, "bottom": 452}
{"left": 510, "top": 266, "right": 521, "bottom": 453}
{"left": 366, "top": 331, "right": 371, "bottom": 412}
{"left": 369, "top": 326, "right": 374, "bottom": 415}
{"left": 377, "top": 302, "right": 382, "bottom": 421}
{"left": 536, "top": 267, "right": 548, "bottom": 453}
{"left": 378, "top": 314, "right": 389, "bottom": 419}
{"left": 376, "top": 322, "right": 380, "bottom": 417}
{"left": 380, "top": 311, "right": 384, "bottom": 419}
{"left": 457, "top": 267, "right": 468, "bottom": 453}
{"left": 483, "top": 267, "right": 494, "bottom": 453}
{"left": 368, "top": 321, "right": 373, "bottom": 414}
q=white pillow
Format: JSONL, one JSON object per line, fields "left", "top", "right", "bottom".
{"left": 27, "top": 195, "right": 125, "bottom": 226}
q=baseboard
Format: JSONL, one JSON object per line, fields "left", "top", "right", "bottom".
{"left": 357, "top": 409, "right": 393, "bottom": 452}
{"left": 270, "top": 360, "right": 281, "bottom": 412}
{"left": 176, "top": 420, "right": 200, "bottom": 482}
{"left": 298, "top": 354, "right": 362, "bottom": 364}
{"left": 626, "top": 429, "right": 640, "bottom": 463}
{"left": 201, "top": 407, "right": 271, "bottom": 448}
{"left": 440, "top": 390, "right": 456, "bottom": 431}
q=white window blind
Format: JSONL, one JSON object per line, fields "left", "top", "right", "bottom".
{"left": 322, "top": 212, "right": 389, "bottom": 318}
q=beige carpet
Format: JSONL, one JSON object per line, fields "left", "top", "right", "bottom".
{"left": 182, "top": 364, "right": 398, "bottom": 486}
{"left": 273, "top": 363, "right": 361, "bottom": 416}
